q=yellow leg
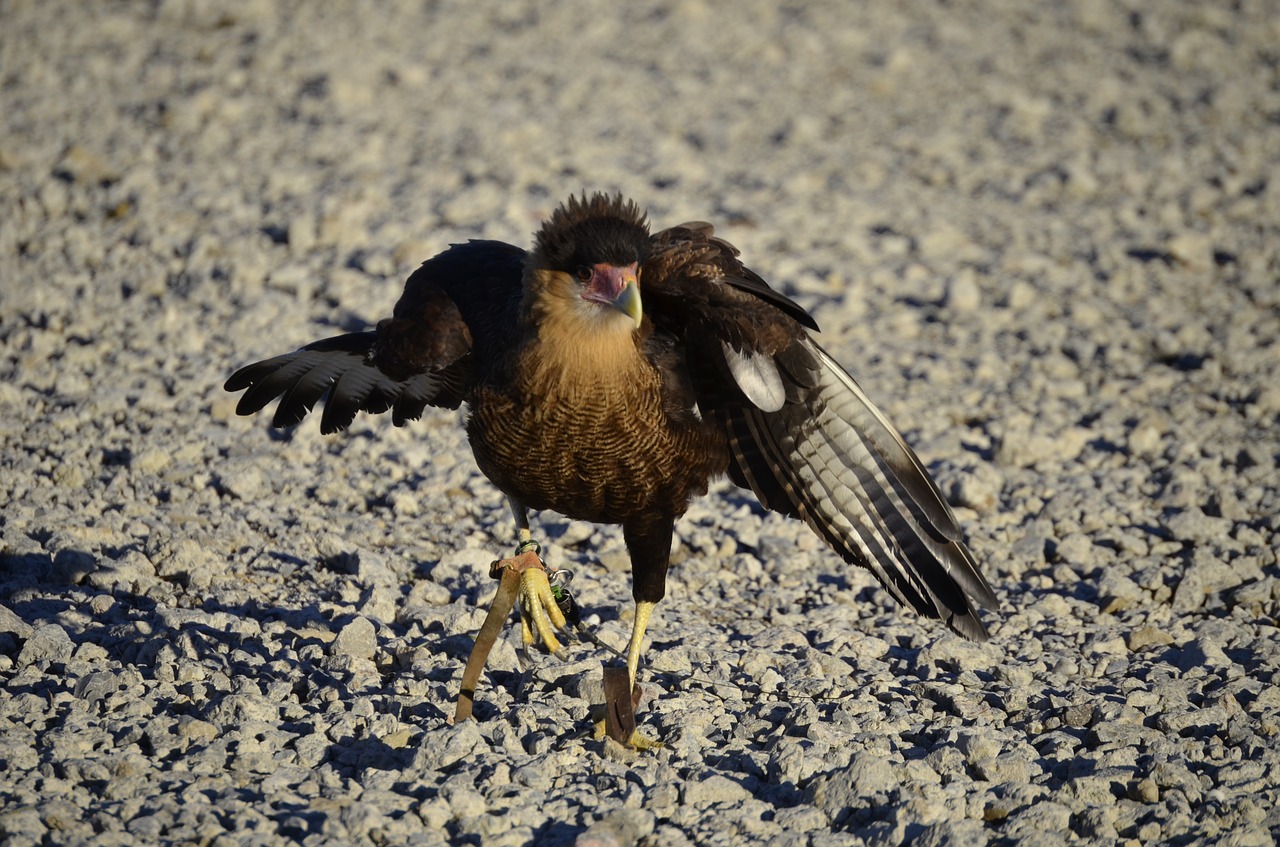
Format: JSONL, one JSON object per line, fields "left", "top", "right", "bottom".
{"left": 605, "top": 600, "right": 660, "bottom": 750}
{"left": 626, "top": 600, "right": 656, "bottom": 689}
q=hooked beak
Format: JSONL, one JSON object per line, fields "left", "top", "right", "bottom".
{"left": 583, "top": 262, "right": 642, "bottom": 328}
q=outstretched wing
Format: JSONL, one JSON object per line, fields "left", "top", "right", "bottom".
{"left": 224, "top": 240, "right": 525, "bottom": 434}
{"left": 643, "top": 223, "right": 997, "bottom": 640}
{"left": 224, "top": 331, "right": 462, "bottom": 434}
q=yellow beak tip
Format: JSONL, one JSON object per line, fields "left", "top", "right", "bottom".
{"left": 616, "top": 280, "right": 642, "bottom": 327}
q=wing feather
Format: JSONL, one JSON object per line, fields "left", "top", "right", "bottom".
{"left": 224, "top": 333, "right": 467, "bottom": 435}
{"left": 224, "top": 240, "right": 524, "bottom": 433}
{"left": 731, "top": 338, "right": 996, "bottom": 639}
{"left": 721, "top": 342, "right": 786, "bottom": 412}
{"left": 642, "top": 222, "right": 995, "bottom": 640}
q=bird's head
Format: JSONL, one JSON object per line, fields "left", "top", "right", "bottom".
{"left": 528, "top": 193, "right": 650, "bottom": 332}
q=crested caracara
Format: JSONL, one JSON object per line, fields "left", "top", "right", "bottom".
{"left": 225, "top": 193, "right": 997, "bottom": 740}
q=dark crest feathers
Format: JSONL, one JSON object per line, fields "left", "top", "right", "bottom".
{"left": 535, "top": 192, "right": 651, "bottom": 271}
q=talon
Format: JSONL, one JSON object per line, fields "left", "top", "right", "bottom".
{"left": 516, "top": 564, "right": 567, "bottom": 655}
{"left": 488, "top": 549, "right": 569, "bottom": 653}
{"left": 627, "top": 730, "right": 664, "bottom": 750}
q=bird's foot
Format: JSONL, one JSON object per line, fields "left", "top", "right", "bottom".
{"left": 593, "top": 720, "right": 664, "bottom": 751}
{"left": 592, "top": 664, "right": 661, "bottom": 749}
{"left": 453, "top": 540, "right": 572, "bottom": 724}
{"left": 488, "top": 545, "right": 571, "bottom": 657}
{"left": 627, "top": 730, "right": 663, "bottom": 751}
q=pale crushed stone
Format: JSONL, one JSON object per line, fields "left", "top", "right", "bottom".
{"left": 2, "top": 1, "right": 1279, "bottom": 846}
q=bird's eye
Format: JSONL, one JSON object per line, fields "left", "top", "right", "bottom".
{"left": 575, "top": 266, "right": 593, "bottom": 282}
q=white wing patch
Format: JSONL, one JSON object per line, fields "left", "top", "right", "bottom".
{"left": 722, "top": 341, "right": 786, "bottom": 412}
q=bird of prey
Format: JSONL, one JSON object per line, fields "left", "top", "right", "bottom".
{"left": 224, "top": 193, "right": 997, "bottom": 741}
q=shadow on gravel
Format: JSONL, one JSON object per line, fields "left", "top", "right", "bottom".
{"left": 327, "top": 733, "right": 417, "bottom": 771}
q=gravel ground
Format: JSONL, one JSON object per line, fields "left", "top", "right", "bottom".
{"left": 3, "top": 1, "right": 1279, "bottom": 845}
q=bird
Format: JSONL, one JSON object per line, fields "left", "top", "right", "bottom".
{"left": 224, "top": 192, "right": 997, "bottom": 740}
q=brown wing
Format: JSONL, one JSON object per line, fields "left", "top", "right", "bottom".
{"left": 643, "top": 223, "right": 997, "bottom": 640}
{"left": 224, "top": 240, "right": 525, "bottom": 434}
